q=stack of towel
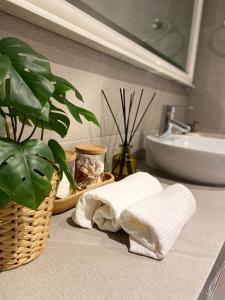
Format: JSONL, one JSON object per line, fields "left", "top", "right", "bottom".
{"left": 72, "top": 172, "right": 196, "bottom": 259}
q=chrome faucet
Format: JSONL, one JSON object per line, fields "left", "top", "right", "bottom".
{"left": 159, "top": 105, "right": 191, "bottom": 136}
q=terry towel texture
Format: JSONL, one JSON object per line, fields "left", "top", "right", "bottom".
{"left": 72, "top": 172, "right": 163, "bottom": 232}
{"left": 119, "top": 183, "right": 196, "bottom": 259}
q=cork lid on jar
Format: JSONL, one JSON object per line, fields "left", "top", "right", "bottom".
{"left": 65, "top": 150, "right": 76, "bottom": 162}
{"left": 75, "top": 144, "right": 107, "bottom": 155}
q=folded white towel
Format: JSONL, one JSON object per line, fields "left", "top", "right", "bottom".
{"left": 119, "top": 184, "right": 196, "bottom": 259}
{"left": 71, "top": 172, "right": 163, "bottom": 232}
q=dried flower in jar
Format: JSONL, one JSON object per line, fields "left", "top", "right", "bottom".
{"left": 75, "top": 144, "right": 107, "bottom": 190}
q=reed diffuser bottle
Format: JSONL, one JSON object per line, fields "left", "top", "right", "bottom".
{"left": 112, "top": 144, "right": 137, "bottom": 181}
{"left": 102, "top": 88, "right": 156, "bottom": 181}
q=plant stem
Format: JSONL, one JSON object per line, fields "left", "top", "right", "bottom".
{"left": 14, "top": 116, "right": 17, "bottom": 141}
{"left": 8, "top": 107, "right": 16, "bottom": 141}
{"left": 41, "top": 121, "right": 44, "bottom": 140}
{"left": 129, "top": 92, "right": 156, "bottom": 144}
{"left": 5, "top": 119, "right": 10, "bottom": 139}
{"left": 23, "top": 119, "right": 39, "bottom": 141}
{"left": 17, "top": 114, "right": 26, "bottom": 143}
{"left": 102, "top": 90, "right": 124, "bottom": 144}
{"left": 129, "top": 89, "right": 144, "bottom": 145}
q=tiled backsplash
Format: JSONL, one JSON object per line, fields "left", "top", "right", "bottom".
{"left": 0, "top": 10, "right": 188, "bottom": 170}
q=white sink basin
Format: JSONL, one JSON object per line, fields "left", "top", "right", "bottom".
{"left": 146, "top": 134, "right": 225, "bottom": 185}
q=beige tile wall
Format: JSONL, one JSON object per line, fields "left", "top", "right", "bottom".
{"left": 0, "top": 10, "right": 188, "bottom": 170}
{"left": 187, "top": 0, "right": 225, "bottom": 133}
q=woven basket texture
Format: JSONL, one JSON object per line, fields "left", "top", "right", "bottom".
{"left": 0, "top": 172, "right": 59, "bottom": 271}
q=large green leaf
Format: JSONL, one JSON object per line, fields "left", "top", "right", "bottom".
{"left": 50, "top": 101, "right": 64, "bottom": 113}
{"left": 0, "top": 37, "right": 99, "bottom": 132}
{"left": 0, "top": 37, "right": 51, "bottom": 74}
{"left": 0, "top": 188, "right": 10, "bottom": 208}
{"left": 0, "top": 79, "right": 6, "bottom": 99}
{"left": 5, "top": 67, "right": 50, "bottom": 120}
{"left": 0, "top": 37, "right": 52, "bottom": 120}
{"left": 48, "top": 139, "right": 76, "bottom": 191}
{"left": 23, "top": 103, "right": 70, "bottom": 138}
{"left": 0, "top": 55, "right": 10, "bottom": 84}
{"left": 0, "top": 138, "right": 54, "bottom": 209}
{"left": 44, "top": 111, "right": 70, "bottom": 138}
{"left": 52, "top": 76, "right": 99, "bottom": 126}
{"left": 63, "top": 98, "right": 82, "bottom": 123}
{"left": 53, "top": 75, "right": 84, "bottom": 102}
{"left": 20, "top": 71, "right": 55, "bottom": 103}
{"left": 54, "top": 96, "right": 99, "bottom": 126}
{"left": 75, "top": 105, "right": 99, "bottom": 126}
{"left": 65, "top": 98, "right": 99, "bottom": 126}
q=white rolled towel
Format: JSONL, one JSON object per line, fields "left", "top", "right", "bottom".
{"left": 119, "top": 184, "right": 196, "bottom": 259}
{"left": 72, "top": 172, "right": 163, "bottom": 232}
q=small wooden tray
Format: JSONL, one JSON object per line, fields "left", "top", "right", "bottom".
{"left": 53, "top": 172, "right": 114, "bottom": 215}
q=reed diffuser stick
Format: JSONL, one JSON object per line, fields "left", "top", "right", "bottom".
{"left": 119, "top": 89, "right": 125, "bottom": 141}
{"left": 102, "top": 90, "right": 124, "bottom": 144}
{"left": 129, "top": 92, "right": 156, "bottom": 144}
{"left": 126, "top": 91, "right": 135, "bottom": 141}
{"left": 120, "top": 88, "right": 128, "bottom": 145}
{"left": 129, "top": 89, "right": 143, "bottom": 143}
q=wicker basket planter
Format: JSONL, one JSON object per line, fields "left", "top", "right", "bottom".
{"left": 0, "top": 172, "right": 59, "bottom": 271}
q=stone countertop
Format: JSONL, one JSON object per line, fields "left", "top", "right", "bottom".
{"left": 0, "top": 180, "right": 225, "bottom": 300}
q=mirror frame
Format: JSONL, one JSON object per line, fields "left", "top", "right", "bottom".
{"left": 0, "top": 0, "right": 204, "bottom": 86}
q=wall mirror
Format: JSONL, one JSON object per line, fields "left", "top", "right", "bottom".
{"left": 0, "top": 0, "right": 204, "bottom": 86}
{"left": 68, "top": 0, "right": 194, "bottom": 72}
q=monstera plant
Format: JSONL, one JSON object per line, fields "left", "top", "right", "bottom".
{"left": 0, "top": 37, "right": 99, "bottom": 210}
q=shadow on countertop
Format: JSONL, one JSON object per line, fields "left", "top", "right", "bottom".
{"left": 67, "top": 217, "right": 129, "bottom": 248}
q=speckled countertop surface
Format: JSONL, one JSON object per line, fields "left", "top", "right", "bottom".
{"left": 0, "top": 176, "right": 225, "bottom": 300}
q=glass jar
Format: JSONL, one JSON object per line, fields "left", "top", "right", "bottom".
{"left": 75, "top": 144, "right": 107, "bottom": 190}
{"left": 65, "top": 150, "right": 76, "bottom": 176}
{"left": 112, "top": 145, "right": 137, "bottom": 181}
{"left": 56, "top": 150, "right": 76, "bottom": 199}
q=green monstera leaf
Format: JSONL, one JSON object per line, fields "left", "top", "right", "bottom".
{"left": 48, "top": 139, "right": 76, "bottom": 191}
{"left": 0, "top": 37, "right": 100, "bottom": 127}
{"left": 53, "top": 95, "right": 99, "bottom": 127}
{"left": 0, "top": 37, "right": 51, "bottom": 74}
{"left": 0, "top": 55, "right": 10, "bottom": 84}
{"left": 52, "top": 75, "right": 99, "bottom": 127}
{"left": 53, "top": 75, "right": 84, "bottom": 102}
{"left": 19, "top": 103, "right": 71, "bottom": 138}
{"left": 0, "top": 138, "right": 55, "bottom": 209}
{"left": 0, "top": 37, "right": 53, "bottom": 120}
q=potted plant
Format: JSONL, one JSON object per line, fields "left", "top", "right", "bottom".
{"left": 0, "top": 37, "right": 99, "bottom": 270}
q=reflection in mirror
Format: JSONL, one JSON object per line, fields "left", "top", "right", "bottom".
{"left": 67, "top": 0, "right": 195, "bottom": 71}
